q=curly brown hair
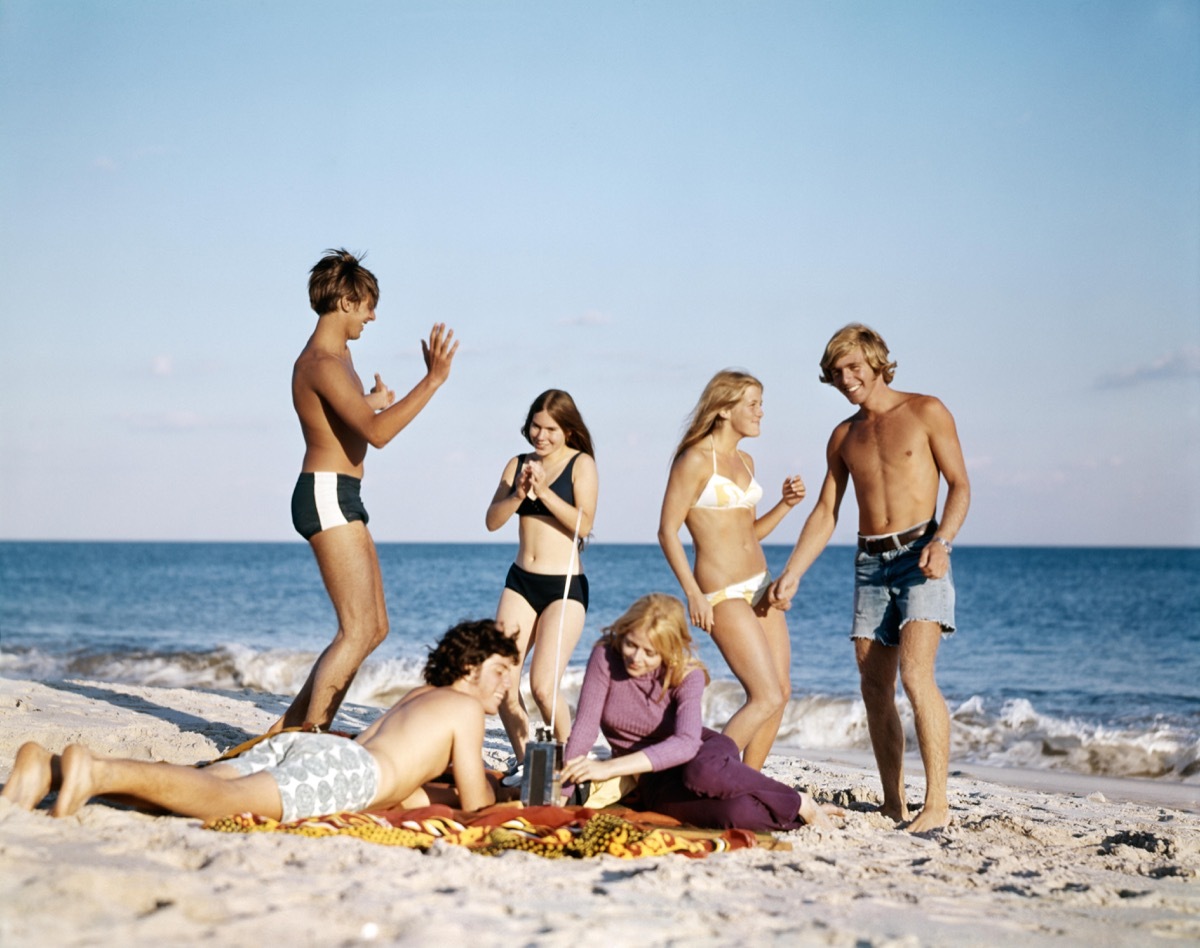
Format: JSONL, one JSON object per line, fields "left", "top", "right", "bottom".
{"left": 423, "top": 619, "right": 519, "bottom": 687}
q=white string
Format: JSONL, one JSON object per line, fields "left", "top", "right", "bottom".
{"left": 547, "top": 509, "right": 583, "bottom": 738}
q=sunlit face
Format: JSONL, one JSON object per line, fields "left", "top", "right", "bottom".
{"left": 468, "top": 654, "right": 514, "bottom": 714}
{"left": 527, "top": 410, "right": 566, "bottom": 457}
{"left": 725, "top": 385, "right": 764, "bottom": 438}
{"left": 344, "top": 297, "right": 377, "bottom": 340}
{"left": 829, "top": 347, "right": 879, "bottom": 404}
{"left": 620, "top": 625, "right": 664, "bottom": 679}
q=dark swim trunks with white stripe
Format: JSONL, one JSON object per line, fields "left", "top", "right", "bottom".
{"left": 290, "top": 472, "right": 369, "bottom": 540}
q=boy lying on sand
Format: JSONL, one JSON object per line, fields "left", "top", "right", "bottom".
{"left": 1, "top": 620, "right": 518, "bottom": 821}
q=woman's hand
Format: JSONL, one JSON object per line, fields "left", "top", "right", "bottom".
{"left": 521, "top": 458, "right": 544, "bottom": 500}
{"left": 560, "top": 755, "right": 616, "bottom": 785}
{"left": 781, "top": 474, "right": 806, "bottom": 507}
{"left": 686, "top": 590, "right": 714, "bottom": 633}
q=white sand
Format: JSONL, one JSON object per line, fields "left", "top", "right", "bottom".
{"left": 1, "top": 676, "right": 1197, "bottom": 947}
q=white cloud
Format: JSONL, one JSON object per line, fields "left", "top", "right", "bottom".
{"left": 151, "top": 355, "right": 173, "bottom": 377}
{"left": 1095, "top": 346, "right": 1200, "bottom": 389}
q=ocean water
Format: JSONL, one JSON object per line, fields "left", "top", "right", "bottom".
{"left": 1, "top": 541, "right": 1197, "bottom": 782}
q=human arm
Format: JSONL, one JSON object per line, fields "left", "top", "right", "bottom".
{"left": 562, "top": 645, "right": 611, "bottom": 764}
{"left": 560, "top": 668, "right": 704, "bottom": 783}
{"left": 754, "top": 473, "right": 807, "bottom": 541}
{"left": 560, "top": 749, "right": 654, "bottom": 785}
{"left": 768, "top": 431, "right": 849, "bottom": 610}
{"left": 637, "top": 668, "right": 704, "bottom": 770}
{"left": 485, "top": 456, "right": 526, "bottom": 532}
{"left": 657, "top": 451, "right": 715, "bottom": 632}
{"left": 917, "top": 398, "right": 970, "bottom": 580}
{"left": 308, "top": 323, "right": 458, "bottom": 450}
{"left": 449, "top": 703, "right": 495, "bottom": 812}
{"left": 559, "top": 645, "right": 622, "bottom": 789}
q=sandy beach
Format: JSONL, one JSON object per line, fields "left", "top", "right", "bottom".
{"left": 1, "top": 676, "right": 1197, "bottom": 947}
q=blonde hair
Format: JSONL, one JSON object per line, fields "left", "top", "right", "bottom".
{"left": 600, "top": 593, "right": 708, "bottom": 695}
{"left": 819, "top": 323, "right": 896, "bottom": 385}
{"left": 673, "top": 369, "right": 763, "bottom": 460}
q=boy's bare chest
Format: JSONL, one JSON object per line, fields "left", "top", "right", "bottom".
{"left": 843, "top": 413, "right": 928, "bottom": 471}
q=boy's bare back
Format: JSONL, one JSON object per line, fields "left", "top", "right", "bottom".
{"left": 355, "top": 686, "right": 490, "bottom": 811}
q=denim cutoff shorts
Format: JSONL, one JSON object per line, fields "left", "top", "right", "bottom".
{"left": 851, "top": 533, "right": 956, "bottom": 646}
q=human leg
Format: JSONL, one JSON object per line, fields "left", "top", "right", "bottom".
{"left": 641, "top": 732, "right": 835, "bottom": 831}
{"left": 272, "top": 522, "right": 388, "bottom": 733}
{"left": 1, "top": 742, "right": 59, "bottom": 810}
{"left": 709, "top": 600, "right": 790, "bottom": 770}
{"left": 495, "top": 587, "right": 538, "bottom": 759}
{"left": 898, "top": 620, "right": 950, "bottom": 832}
{"left": 854, "top": 637, "right": 908, "bottom": 822}
{"left": 528, "top": 598, "right": 587, "bottom": 744}
{"left": 743, "top": 606, "right": 792, "bottom": 770}
{"left": 52, "top": 744, "right": 283, "bottom": 819}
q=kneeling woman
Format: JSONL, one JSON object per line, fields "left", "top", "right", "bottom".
{"left": 486, "top": 390, "right": 598, "bottom": 765}
{"left": 560, "top": 594, "right": 837, "bottom": 831}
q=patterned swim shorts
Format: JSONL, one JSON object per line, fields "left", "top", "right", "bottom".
{"left": 224, "top": 732, "right": 381, "bottom": 822}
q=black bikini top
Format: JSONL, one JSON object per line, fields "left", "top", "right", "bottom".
{"left": 515, "top": 452, "right": 579, "bottom": 518}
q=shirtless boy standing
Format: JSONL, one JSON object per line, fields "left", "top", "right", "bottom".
{"left": 1, "top": 620, "right": 518, "bottom": 820}
{"left": 770, "top": 324, "right": 969, "bottom": 832}
{"left": 275, "top": 248, "right": 458, "bottom": 734}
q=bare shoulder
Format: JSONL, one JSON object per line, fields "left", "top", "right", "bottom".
{"left": 829, "top": 415, "right": 855, "bottom": 444}
{"left": 372, "top": 686, "right": 483, "bottom": 737}
{"left": 412, "top": 686, "right": 482, "bottom": 714}
{"left": 672, "top": 443, "right": 710, "bottom": 477}
{"left": 571, "top": 451, "right": 598, "bottom": 476}
{"left": 501, "top": 454, "right": 523, "bottom": 477}
{"left": 906, "top": 393, "right": 955, "bottom": 425}
{"left": 293, "top": 346, "right": 343, "bottom": 383}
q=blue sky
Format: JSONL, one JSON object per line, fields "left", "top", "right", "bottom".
{"left": 1, "top": 1, "right": 1197, "bottom": 546}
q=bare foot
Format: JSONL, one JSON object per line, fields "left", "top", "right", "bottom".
{"left": 1, "top": 742, "right": 55, "bottom": 810}
{"left": 906, "top": 803, "right": 949, "bottom": 834}
{"left": 799, "top": 793, "right": 845, "bottom": 830}
{"left": 51, "top": 744, "right": 100, "bottom": 818}
{"left": 877, "top": 800, "right": 910, "bottom": 823}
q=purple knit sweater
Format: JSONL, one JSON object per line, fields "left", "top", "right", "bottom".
{"left": 564, "top": 643, "right": 704, "bottom": 771}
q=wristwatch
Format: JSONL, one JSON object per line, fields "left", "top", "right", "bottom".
{"left": 934, "top": 537, "right": 953, "bottom": 554}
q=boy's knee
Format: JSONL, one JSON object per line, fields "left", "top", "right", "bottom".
{"left": 898, "top": 670, "right": 941, "bottom": 706}
{"left": 859, "top": 673, "right": 895, "bottom": 706}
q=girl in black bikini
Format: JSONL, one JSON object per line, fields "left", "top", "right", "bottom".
{"left": 485, "top": 390, "right": 598, "bottom": 768}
